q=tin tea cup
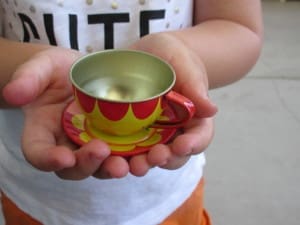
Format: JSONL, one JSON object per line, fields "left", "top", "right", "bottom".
{"left": 70, "top": 50, "right": 195, "bottom": 137}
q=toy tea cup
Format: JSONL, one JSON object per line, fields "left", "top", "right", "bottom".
{"left": 70, "top": 50, "right": 195, "bottom": 137}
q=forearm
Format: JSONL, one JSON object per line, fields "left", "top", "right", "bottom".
{"left": 172, "top": 1, "right": 263, "bottom": 89}
{"left": 172, "top": 21, "right": 263, "bottom": 89}
{"left": 0, "top": 38, "right": 50, "bottom": 107}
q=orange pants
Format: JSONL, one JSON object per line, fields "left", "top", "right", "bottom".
{"left": 1, "top": 179, "right": 211, "bottom": 225}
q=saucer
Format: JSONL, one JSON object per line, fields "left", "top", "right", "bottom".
{"left": 62, "top": 100, "right": 178, "bottom": 156}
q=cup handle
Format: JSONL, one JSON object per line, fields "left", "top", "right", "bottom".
{"left": 151, "top": 91, "right": 196, "bottom": 129}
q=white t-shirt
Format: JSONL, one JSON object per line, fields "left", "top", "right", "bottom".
{"left": 0, "top": 1, "right": 206, "bottom": 225}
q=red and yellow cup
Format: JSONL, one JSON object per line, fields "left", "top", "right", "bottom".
{"left": 70, "top": 50, "right": 195, "bottom": 137}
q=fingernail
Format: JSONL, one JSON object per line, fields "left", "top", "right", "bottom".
{"left": 159, "top": 160, "right": 168, "bottom": 166}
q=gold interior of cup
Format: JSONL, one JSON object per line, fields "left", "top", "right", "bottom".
{"left": 70, "top": 50, "right": 175, "bottom": 102}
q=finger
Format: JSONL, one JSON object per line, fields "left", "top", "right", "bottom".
{"left": 129, "top": 154, "right": 152, "bottom": 177}
{"left": 147, "top": 118, "right": 214, "bottom": 170}
{"left": 22, "top": 120, "right": 76, "bottom": 171}
{"left": 173, "top": 55, "right": 218, "bottom": 118}
{"left": 180, "top": 79, "right": 218, "bottom": 118}
{"left": 147, "top": 144, "right": 190, "bottom": 170}
{"left": 2, "top": 49, "right": 79, "bottom": 106}
{"left": 93, "top": 156, "right": 129, "bottom": 179}
{"left": 2, "top": 55, "right": 58, "bottom": 106}
{"left": 56, "top": 140, "right": 110, "bottom": 180}
{"left": 22, "top": 143, "right": 76, "bottom": 172}
{"left": 147, "top": 144, "right": 171, "bottom": 167}
{"left": 171, "top": 118, "right": 215, "bottom": 156}
{"left": 159, "top": 154, "right": 191, "bottom": 170}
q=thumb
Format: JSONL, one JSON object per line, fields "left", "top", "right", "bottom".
{"left": 2, "top": 54, "right": 57, "bottom": 106}
{"left": 175, "top": 57, "right": 218, "bottom": 118}
{"left": 2, "top": 48, "right": 80, "bottom": 106}
{"left": 181, "top": 80, "right": 218, "bottom": 118}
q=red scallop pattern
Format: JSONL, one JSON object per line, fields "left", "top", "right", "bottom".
{"left": 132, "top": 98, "right": 159, "bottom": 119}
{"left": 76, "top": 86, "right": 160, "bottom": 121}
{"left": 98, "top": 101, "right": 130, "bottom": 121}
{"left": 76, "top": 89, "right": 96, "bottom": 113}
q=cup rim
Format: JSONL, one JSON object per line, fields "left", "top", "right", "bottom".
{"left": 70, "top": 49, "right": 176, "bottom": 103}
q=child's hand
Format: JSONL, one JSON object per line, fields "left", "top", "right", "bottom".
{"left": 2, "top": 48, "right": 130, "bottom": 180}
{"left": 127, "top": 33, "right": 218, "bottom": 176}
{"left": 2, "top": 36, "right": 217, "bottom": 180}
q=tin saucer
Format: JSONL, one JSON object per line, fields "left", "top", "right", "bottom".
{"left": 62, "top": 100, "right": 178, "bottom": 156}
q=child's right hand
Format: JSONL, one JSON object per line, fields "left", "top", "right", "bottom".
{"left": 2, "top": 47, "right": 131, "bottom": 180}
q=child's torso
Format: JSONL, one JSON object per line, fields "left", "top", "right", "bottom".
{"left": 0, "top": 1, "right": 206, "bottom": 225}
{"left": 1, "top": 0, "right": 193, "bottom": 52}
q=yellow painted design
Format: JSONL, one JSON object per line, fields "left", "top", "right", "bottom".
{"left": 71, "top": 112, "right": 164, "bottom": 153}
{"left": 158, "top": 115, "right": 169, "bottom": 121}
{"left": 71, "top": 95, "right": 167, "bottom": 153}
{"left": 71, "top": 114, "right": 85, "bottom": 130}
{"left": 110, "top": 144, "right": 136, "bottom": 152}
{"left": 87, "top": 124, "right": 156, "bottom": 145}
{"left": 137, "top": 133, "right": 162, "bottom": 147}
{"left": 83, "top": 98, "right": 163, "bottom": 136}
{"left": 79, "top": 132, "right": 91, "bottom": 143}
